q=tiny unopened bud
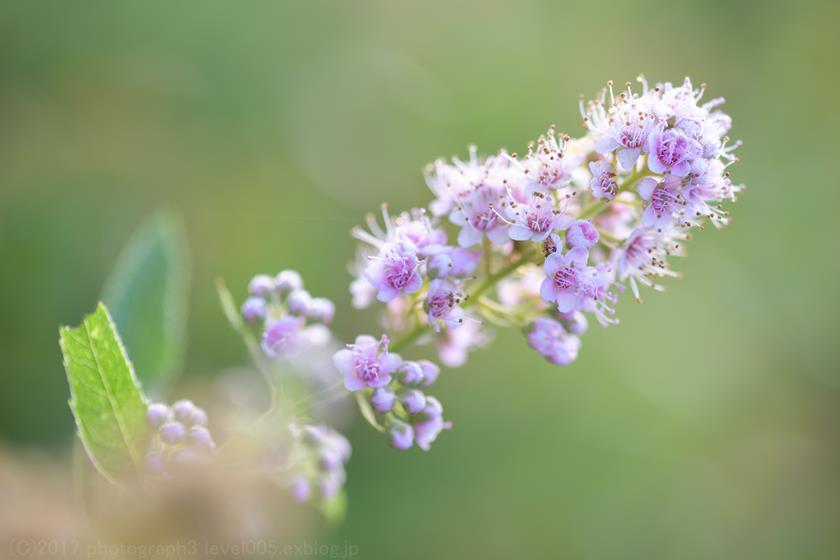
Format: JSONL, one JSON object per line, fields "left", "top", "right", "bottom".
{"left": 188, "top": 426, "right": 216, "bottom": 451}
{"left": 159, "top": 421, "right": 186, "bottom": 444}
{"left": 397, "top": 361, "right": 424, "bottom": 386}
{"left": 241, "top": 296, "right": 267, "bottom": 323}
{"left": 370, "top": 387, "right": 396, "bottom": 413}
{"left": 286, "top": 290, "right": 311, "bottom": 316}
{"left": 401, "top": 390, "right": 427, "bottom": 414}
{"left": 189, "top": 406, "right": 208, "bottom": 427}
{"left": 146, "top": 403, "right": 170, "bottom": 428}
{"left": 248, "top": 274, "right": 276, "bottom": 297}
{"left": 276, "top": 270, "right": 303, "bottom": 295}
{"left": 389, "top": 420, "right": 414, "bottom": 450}
{"left": 172, "top": 400, "right": 195, "bottom": 424}
{"left": 418, "top": 360, "right": 440, "bottom": 387}
{"left": 566, "top": 220, "right": 599, "bottom": 249}
{"left": 307, "top": 297, "right": 335, "bottom": 324}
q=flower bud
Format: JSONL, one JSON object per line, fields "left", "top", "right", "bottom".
{"left": 241, "top": 296, "right": 267, "bottom": 323}
{"left": 413, "top": 397, "right": 449, "bottom": 451}
{"left": 262, "top": 316, "right": 303, "bottom": 356}
{"left": 276, "top": 270, "right": 303, "bottom": 295}
{"left": 396, "top": 361, "right": 424, "bottom": 386}
{"left": 427, "top": 252, "right": 451, "bottom": 279}
{"left": 286, "top": 290, "right": 311, "bottom": 316}
{"left": 189, "top": 406, "right": 208, "bottom": 427}
{"left": 146, "top": 403, "right": 170, "bottom": 428}
{"left": 159, "top": 421, "right": 186, "bottom": 444}
{"left": 248, "top": 274, "right": 276, "bottom": 297}
{"left": 172, "top": 400, "right": 195, "bottom": 423}
{"left": 558, "top": 310, "right": 588, "bottom": 336}
{"left": 418, "top": 360, "right": 440, "bottom": 387}
{"left": 370, "top": 388, "right": 395, "bottom": 413}
{"left": 566, "top": 220, "right": 599, "bottom": 249}
{"left": 401, "top": 390, "right": 427, "bottom": 414}
{"left": 188, "top": 426, "right": 216, "bottom": 451}
{"left": 389, "top": 420, "right": 414, "bottom": 450}
{"left": 307, "top": 297, "right": 335, "bottom": 324}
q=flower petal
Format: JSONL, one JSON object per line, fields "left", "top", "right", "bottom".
{"left": 637, "top": 177, "right": 658, "bottom": 201}
{"left": 332, "top": 349, "right": 354, "bottom": 374}
{"left": 343, "top": 370, "right": 366, "bottom": 392}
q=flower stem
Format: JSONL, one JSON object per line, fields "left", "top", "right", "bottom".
{"left": 389, "top": 322, "right": 428, "bottom": 353}
{"left": 463, "top": 250, "right": 536, "bottom": 307}
{"left": 216, "top": 278, "right": 279, "bottom": 410}
{"left": 483, "top": 237, "right": 493, "bottom": 278}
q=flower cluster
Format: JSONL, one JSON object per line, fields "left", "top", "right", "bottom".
{"left": 332, "top": 335, "right": 450, "bottom": 450}
{"left": 348, "top": 207, "right": 485, "bottom": 367}
{"left": 287, "top": 424, "right": 352, "bottom": 503}
{"left": 581, "top": 77, "right": 741, "bottom": 299}
{"left": 216, "top": 75, "right": 740, "bottom": 507}
{"left": 144, "top": 400, "right": 216, "bottom": 476}
{"left": 241, "top": 270, "right": 335, "bottom": 357}
{"left": 338, "top": 76, "right": 742, "bottom": 445}
{"left": 65, "top": 74, "right": 743, "bottom": 520}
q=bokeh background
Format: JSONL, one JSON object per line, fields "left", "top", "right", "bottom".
{"left": 2, "top": 0, "right": 840, "bottom": 558}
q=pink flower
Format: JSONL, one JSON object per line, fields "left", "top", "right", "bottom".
{"left": 332, "top": 335, "right": 401, "bottom": 391}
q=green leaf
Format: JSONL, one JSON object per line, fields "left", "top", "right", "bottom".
{"left": 353, "top": 391, "right": 386, "bottom": 433}
{"left": 60, "top": 303, "right": 150, "bottom": 485}
{"left": 102, "top": 210, "right": 190, "bottom": 391}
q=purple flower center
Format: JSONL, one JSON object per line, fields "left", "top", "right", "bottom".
{"left": 553, "top": 266, "right": 578, "bottom": 291}
{"left": 656, "top": 130, "right": 692, "bottom": 167}
{"left": 472, "top": 208, "right": 497, "bottom": 231}
{"left": 354, "top": 356, "right": 381, "bottom": 382}
{"left": 595, "top": 173, "right": 617, "bottom": 197}
{"left": 526, "top": 210, "right": 552, "bottom": 233}
{"left": 427, "top": 291, "right": 454, "bottom": 319}
{"left": 537, "top": 163, "right": 565, "bottom": 186}
{"left": 624, "top": 232, "right": 655, "bottom": 268}
{"left": 618, "top": 123, "right": 646, "bottom": 148}
{"left": 651, "top": 184, "right": 678, "bottom": 216}
{"left": 385, "top": 255, "right": 416, "bottom": 289}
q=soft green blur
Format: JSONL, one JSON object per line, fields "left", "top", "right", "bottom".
{"left": 2, "top": 0, "right": 839, "bottom": 557}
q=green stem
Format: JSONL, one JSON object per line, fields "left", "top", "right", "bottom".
{"left": 389, "top": 322, "right": 427, "bottom": 354}
{"left": 216, "top": 278, "right": 279, "bottom": 411}
{"left": 482, "top": 237, "right": 493, "bottom": 278}
{"left": 463, "top": 250, "right": 536, "bottom": 307}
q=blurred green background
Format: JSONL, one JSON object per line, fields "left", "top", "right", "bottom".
{"left": 2, "top": 0, "right": 840, "bottom": 558}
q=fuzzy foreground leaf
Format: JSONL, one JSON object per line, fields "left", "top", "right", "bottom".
{"left": 102, "top": 209, "right": 190, "bottom": 391}
{"left": 60, "top": 303, "right": 149, "bottom": 485}
{"left": 320, "top": 490, "right": 348, "bottom": 526}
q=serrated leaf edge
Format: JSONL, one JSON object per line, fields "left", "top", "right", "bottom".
{"left": 60, "top": 302, "right": 149, "bottom": 486}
